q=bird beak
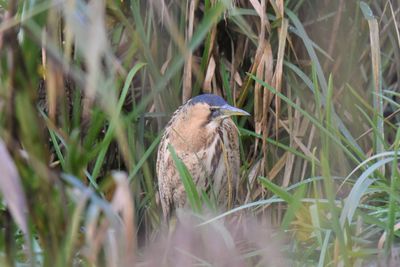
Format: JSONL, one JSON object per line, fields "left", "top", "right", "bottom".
{"left": 219, "top": 104, "right": 250, "bottom": 117}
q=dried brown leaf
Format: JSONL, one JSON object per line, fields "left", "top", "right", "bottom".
{"left": 110, "top": 171, "right": 136, "bottom": 265}
{"left": 268, "top": 152, "right": 288, "bottom": 181}
{"left": 273, "top": 18, "right": 288, "bottom": 141}
{"left": 233, "top": 71, "right": 242, "bottom": 87}
{"left": 378, "top": 222, "right": 400, "bottom": 249}
{"left": 282, "top": 92, "right": 296, "bottom": 187}
{"left": 247, "top": 159, "right": 262, "bottom": 191}
{"left": 83, "top": 172, "right": 136, "bottom": 266}
{"left": 0, "top": 140, "right": 28, "bottom": 235}
{"left": 249, "top": 0, "right": 263, "bottom": 19}
{"left": 251, "top": 0, "right": 268, "bottom": 157}
{"left": 203, "top": 56, "right": 216, "bottom": 93}
{"left": 300, "top": 125, "right": 316, "bottom": 180}
{"left": 161, "top": 42, "right": 173, "bottom": 75}
{"left": 279, "top": 118, "right": 316, "bottom": 161}
{"left": 389, "top": 1, "right": 400, "bottom": 48}
{"left": 261, "top": 42, "right": 273, "bottom": 173}
{"left": 182, "top": 0, "right": 197, "bottom": 102}
{"left": 275, "top": 0, "right": 284, "bottom": 17}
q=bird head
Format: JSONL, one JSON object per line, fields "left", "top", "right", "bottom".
{"left": 188, "top": 94, "right": 250, "bottom": 122}
{"left": 167, "top": 94, "right": 249, "bottom": 152}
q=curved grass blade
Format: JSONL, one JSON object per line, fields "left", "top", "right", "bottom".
{"left": 168, "top": 144, "right": 202, "bottom": 214}
{"left": 339, "top": 158, "right": 393, "bottom": 227}
{"left": 91, "top": 62, "right": 146, "bottom": 181}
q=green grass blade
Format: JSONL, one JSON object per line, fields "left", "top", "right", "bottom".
{"left": 168, "top": 144, "right": 202, "bottom": 214}
{"left": 385, "top": 127, "right": 400, "bottom": 255}
{"left": 91, "top": 63, "right": 146, "bottom": 180}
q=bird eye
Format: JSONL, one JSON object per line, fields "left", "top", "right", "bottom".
{"left": 210, "top": 107, "right": 220, "bottom": 118}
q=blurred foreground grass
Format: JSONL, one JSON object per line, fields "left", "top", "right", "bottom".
{"left": 0, "top": 0, "right": 400, "bottom": 266}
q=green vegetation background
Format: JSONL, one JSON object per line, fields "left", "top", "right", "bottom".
{"left": 0, "top": 0, "right": 399, "bottom": 266}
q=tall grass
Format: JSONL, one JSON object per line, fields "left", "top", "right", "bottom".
{"left": 0, "top": 0, "right": 400, "bottom": 266}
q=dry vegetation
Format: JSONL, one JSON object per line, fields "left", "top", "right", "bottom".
{"left": 0, "top": 0, "right": 400, "bottom": 266}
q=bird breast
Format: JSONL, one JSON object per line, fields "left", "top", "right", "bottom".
{"left": 168, "top": 105, "right": 217, "bottom": 153}
{"left": 169, "top": 116, "right": 238, "bottom": 202}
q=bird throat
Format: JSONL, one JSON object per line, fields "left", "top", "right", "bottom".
{"left": 168, "top": 105, "right": 220, "bottom": 153}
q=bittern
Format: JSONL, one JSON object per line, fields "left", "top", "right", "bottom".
{"left": 156, "top": 94, "right": 249, "bottom": 218}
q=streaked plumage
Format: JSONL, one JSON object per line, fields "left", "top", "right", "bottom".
{"left": 156, "top": 94, "right": 249, "bottom": 218}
